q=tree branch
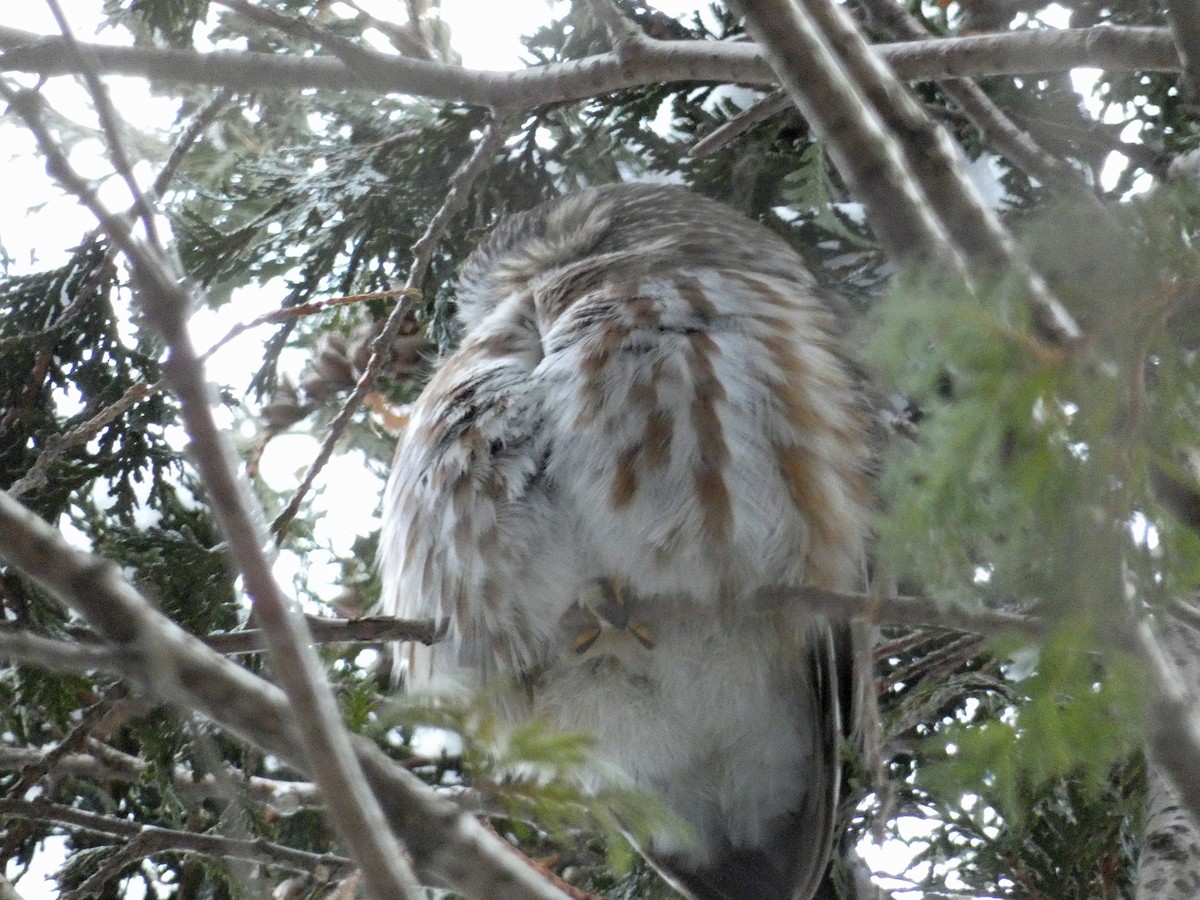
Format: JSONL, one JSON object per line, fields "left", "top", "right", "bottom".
{"left": 0, "top": 797, "right": 352, "bottom": 877}
{"left": 43, "top": 0, "right": 160, "bottom": 247}
{"left": 743, "top": 0, "right": 1082, "bottom": 344}
{"left": 749, "top": 585, "right": 1041, "bottom": 637}
{"left": 1161, "top": 0, "right": 1200, "bottom": 98}
{"left": 0, "top": 488, "right": 574, "bottom": 900}
{"left": 0, "top": 70, "right": 422, "bottom": 900}
{"left": 0, "top": 625, "right": 119, "bottom": 674}
{"left": 732, "top": 0, "right": 963, "bottom": 271}
{"left": 0, "top": 742, "right": 322, "bottom": 812}
{"left": 205, "top": 615, "right": 441, "bottom": 655}
{"left": 0, "top": 25, "right": 1181, "bottom": 107}
{"left": 856, "top": 0, "right": 1110, "bottom": 216}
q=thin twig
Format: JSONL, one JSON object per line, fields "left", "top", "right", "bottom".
{"left": 8, "top": 285, "right": 385, "bottom": 501}
{"left": 1, "top": 84, "right": 229, "bottom": 500}
{"left": 271, "top": 111, "right": 517, "bottom": 541}
{"left": 214, "top": 0, "right": 403, "bottom": 81}
{"left": 0, "top": 689, "right": 129, "bottom": 866}
{"left": 689, "top": 89, "right": 790, "bottom": 158}
{"left": 43, "top": 0, "right": 160, "bottom": 246}
{"left": 200, "top": 289, "right": 406, "bottom": 362}
{"left": 205, "top": 614, "right": 442, "bottom": 655}
{"left": 84, "top": 738, "right": 324, "bottom": 810}
{"left": 750, "top": 585, "right": 1040, "bottom": 636}
{"left": 150, "top": 87, "right": 232, "bottom": 199}
{"left": 7, "top": 380, "right": 157, "bottom": 499}
{"left": 4, "top": 690, "right": 126, "bottom": 801}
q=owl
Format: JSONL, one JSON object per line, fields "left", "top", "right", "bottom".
{"left": 379, "top": 183, "right": 871, "bottom": 900}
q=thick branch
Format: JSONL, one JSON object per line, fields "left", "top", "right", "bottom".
{"left": 1162, "top": 0, "right": 1200, "bottom": 98}
{"left": 0, "top": 25, "right": 1180, "bottom": 106}
{"left": 857, "top": 0, "right": 1108, "bottom": 214}
{"left": 731, "top": 0, "right": 960, "bottom": 270}
{"left": 757, "top": 0, "right": 1080, "bottom": 343}
{"left": 0, "top": 489, "right": 573, "bottom": 900}
{"left": 1, "top": 52, "right": 425, "bottom": 899}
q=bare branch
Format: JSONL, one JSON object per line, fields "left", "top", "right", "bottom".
{"left": 42, "top": 0, "right": 160, "bottom": 247}
{"left": 144, "top": 221, "right": 425, "bottom": 899}
{"left": 213, "top": 0, "right": 419, "bottom": 84}
{"left": 0, "top": 76, "right": 421, "bottom": 900}
{"left": 0, "top": 876, "right": 27, "bottom": 900}
{"left": 736, "top": 0, "right": 1082, "bottom": 344}
{"left": 1162, "top": 0, "right": 1200, "bottom": 98}
{"left": 200, "top": 289, "right": 405, "bottom": 361}
{"left": 150, "top": 87, "right": 232, "bottom": 200}
{"left": 205, "top": 615, "right": 441, "bottom": 655}
{"left": 730, "top": 0, "right": 964, "bottom": 271}
{"left": 0, "top": 625, "right": 119, "bottom": 674}
{"left": 749, "top": 585, "right": 1041, "bottom": 637}
{"left": 272, "top": 111, "right": 517, "bottom": 540}
{"left": 856, "top": 0, "right": 1110, "bottom": 215}
{"left": 0, "top": 24, "right": 1181, "bottom": 107}
{"left": 0, "top": 742, "right": 321, "bottom": 811}
{"left": 0, "top": 488, "right": 574, "bottom": 900}
{"left": 688, "top": 89, "right": 789, "bottom": 158}
{"left": 0, "top": 797, "right": 352, "bottom": 877}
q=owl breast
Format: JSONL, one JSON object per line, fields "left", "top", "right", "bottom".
{"left": 536, "top": 265, "right": 865, "bottom": 607}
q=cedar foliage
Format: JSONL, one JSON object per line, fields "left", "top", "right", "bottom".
{"left": 2, "top": 1, "right": 1199, "bottom": 897}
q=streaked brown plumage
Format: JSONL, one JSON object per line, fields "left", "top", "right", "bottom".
{"left": 380, "top": 183, "right": 870, "bottom": 899}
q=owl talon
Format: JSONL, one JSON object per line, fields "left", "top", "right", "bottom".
{"left": 628, "top": 621, "right": 656, "bottom": 649}
{"left": 566, "top": 577, "right": 655, "bottom": 655}
{"left": 572, "top": 622, "right": 603, "bottom": 654}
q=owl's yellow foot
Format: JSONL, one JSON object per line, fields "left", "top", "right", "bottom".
{"left": 563, "top": 577, "right": 655, "bottom": 656}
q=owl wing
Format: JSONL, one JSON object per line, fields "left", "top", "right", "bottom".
{"left": 378, "top": 295, "right": 576, "bottom": 685}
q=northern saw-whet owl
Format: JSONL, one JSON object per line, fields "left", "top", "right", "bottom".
{"left": 380, "top": 183, "right": 871, "bottom": 900}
